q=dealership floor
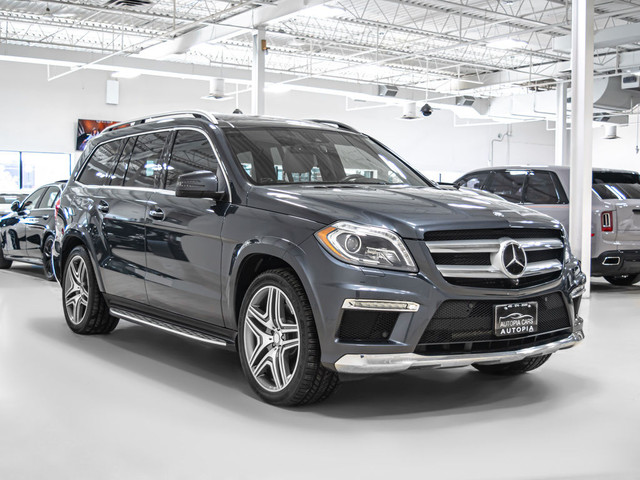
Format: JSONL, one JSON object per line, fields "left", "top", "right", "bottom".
{"left": 1, "top": 265, "right": 638, "bottom": 480}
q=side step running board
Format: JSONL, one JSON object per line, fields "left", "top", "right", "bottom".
{"left": 110, "top": 307, "right": 227, "bottom": 347}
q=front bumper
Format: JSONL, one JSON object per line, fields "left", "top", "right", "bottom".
{"left": 335, "top": 329, "right": 584, "bottom": 374}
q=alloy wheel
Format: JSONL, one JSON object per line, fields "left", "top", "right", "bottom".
{"left": 64, "top": 256, "right": 89, "bottom": 325}
{"left": 242, "top": 286, "right": 300, "bottom": 392}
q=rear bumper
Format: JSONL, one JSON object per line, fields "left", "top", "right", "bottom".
{"left": 591, "top": 250, "right": 640, "bottom": 276}
{"left": 335, "top": 328, "right": 584, "bottom": 374}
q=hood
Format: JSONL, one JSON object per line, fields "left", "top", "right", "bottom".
{"left": 247, "top": 184, "right": 562, "bottom": 239}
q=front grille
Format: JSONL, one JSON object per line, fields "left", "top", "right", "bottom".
{"left": 425, "top": 228, "right": 565, "bottom": 289}
{"left": 417, "top": 293, "right": 571, "bottom": 348}
{"left": 338, "top": 310, "right": 398, "bottom": 343}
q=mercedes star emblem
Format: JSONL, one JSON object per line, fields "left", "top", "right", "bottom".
{"left": 500, "top": 240, "right": 527, "bottom": 278}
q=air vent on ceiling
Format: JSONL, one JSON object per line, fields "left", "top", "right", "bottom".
{"left": 105, "top": 0, "right": 154, "bottom": 7}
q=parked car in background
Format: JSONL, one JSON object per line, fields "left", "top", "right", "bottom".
{"left": 0, "top": 192, "right": 28, "bottom": 216}
{"left": 52, "top": 111, "right": 585, "bottom": 406}
{"left": 455, "top": 166, "right": 640, "bottom": 286}
{"left": 0, "top": 181, "right": 66, "bottom": 280}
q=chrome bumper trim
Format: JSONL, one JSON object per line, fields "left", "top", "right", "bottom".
{"left": 341, "top": 299, "right": 420, "bottom": 312}
{"left": 334, "top": 330, "right": 584, "bottom": 374}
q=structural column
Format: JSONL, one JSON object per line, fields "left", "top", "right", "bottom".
{"left": 555, "top": 81, "right": 570, "bottom": 166}
{"left": 569, "top": 0, "right": 595, "bottom": 296}
{"left": 252, "top": 27, "right": 266, "bottom": 115}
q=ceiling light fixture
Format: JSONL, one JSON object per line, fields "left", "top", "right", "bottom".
{"left": 302, "top": 4, "right": 346, "bottom": 18}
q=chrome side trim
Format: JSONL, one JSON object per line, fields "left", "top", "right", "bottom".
{"left": 110, "top": 307, "right": 227, "bottom": 347}
{"left": 342, "top": 299, "right": 420, "bottom": 312}
{"left": 437, "top": 259, "right": 562, "bottom": 279}
{"left": 334, "top": 330, "right": 584, "bottom": 374}
{"left": 426, "top": 238, "right": 563, "bottom": 253}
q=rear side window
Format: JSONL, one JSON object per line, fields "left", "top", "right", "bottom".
{"left": 77, "top": 140, "right": 123, "bottom": 186}
{"left": 485, "top": 170, "right": 527, "bottom": 203}
{"left": 593, "top": 183, "right": 640, "bottom": 199}
{"left": 523, "top": 171, "right": 566, "bottom": 204}
{"left": 38, "top": 186, "right": 61, "bottom": 209}
{"left": 164, "top": 130, "right": 218, "bottom": 191}
{"left": 455, "top": 172, "right": 489, "bottom": 189}
{"left": 124, "top": 132, "right": 170, "bottom": 188}
{"left": 593, "top": 171, "right": 640, "bottom": 185}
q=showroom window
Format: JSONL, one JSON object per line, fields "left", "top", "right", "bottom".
{"left": 0, "top": 151, "right": 71, "bottom": 191}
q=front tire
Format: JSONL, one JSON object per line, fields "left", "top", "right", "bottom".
{"left": 604, "top": 274, "right": 640, "bottom": 286}
{"left": 0, "top": 247, "right": 12, "bottom": 269}
{"left": 237, "top": 269, "right": 338, "bottom": 406}
{"left": 62, "top": 246, "right": 118, "bottom": 335}
{"left": 42, "top": 235, "right": 55, "bottom": 281}
{"left": 472, "top": 354, "right": 551, "bottom": 375}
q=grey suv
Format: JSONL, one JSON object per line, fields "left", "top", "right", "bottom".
{"left": 53, "top": 111, "right": 586, "bottom": 406}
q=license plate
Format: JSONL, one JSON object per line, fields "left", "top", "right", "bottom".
{"left": 494, "top": 302, "right": 538, "bottom": 337}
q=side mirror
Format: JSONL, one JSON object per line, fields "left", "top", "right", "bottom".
{"left": 175, "top": 171, "right": 225, "bottom": 201}
{"left": 10, "top": 201, "right": 20, "bottom": 212}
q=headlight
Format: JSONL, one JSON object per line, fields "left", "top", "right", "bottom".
{"left": 315, "top": 221, "right": 417, "bottom": 272}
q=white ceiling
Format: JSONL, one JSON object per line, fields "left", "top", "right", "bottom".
{"left": 2, "top": 0, "right": 640, "bottom": 98}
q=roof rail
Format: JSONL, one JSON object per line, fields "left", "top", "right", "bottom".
{"left": 305, "top": 119, "right": 360, "bottom": 134}
{"left": 102, "top": 110, "right": 218, "bottom": 134}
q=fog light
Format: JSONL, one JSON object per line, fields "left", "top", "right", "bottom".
{"left": 342, "top": 299, "right": 420, "bottom": 312}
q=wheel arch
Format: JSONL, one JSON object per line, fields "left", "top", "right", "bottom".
{"left": 59, "top": 230, "right": 105, "bottom": 292}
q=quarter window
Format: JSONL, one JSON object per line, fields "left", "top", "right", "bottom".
{"left": 124, "top": 132, "right": 170, "bottom": 188}
{"left": 77, "top": 140, "right": 123, "bottom": 186}
{"left": 164, "top": 130, "right": 218, "bottom": 191}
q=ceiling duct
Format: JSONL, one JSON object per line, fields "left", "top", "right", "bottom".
{"left": 378, "top": 85, "right": 398, "bottom": 97}
{"left": 621, "top": 75, "right": 640, "bottom": 90}
{"left": 456, "top": 96, "right": 475, "bottom": 107}
{"left": 202, "top": 78, "right": 226, "bottom": 100}
{"left": 603, "top": 125, "right": 619, "bottom": 139}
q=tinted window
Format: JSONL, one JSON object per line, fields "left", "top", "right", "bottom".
{"left": 485, "top": 170, "right": 527, "bottom": 202}
{"left": 523, "top": 171, "right": 563, "bottom": 204}
{"left": 77, "top": 140, "right": 123, "bottom": 186}
{"left": 124, "top": 132, "right": 169, "bottom": 188}
{"left": 110, "top": 137, "right": 136, "bottom": 186}
{"left": 455, "top": 172, "right": 489, "bottom": 189}
{"left": 223, "top": 127, "right": 427, "bottom": 186}
{"left": 593, "top": 171, "right": 640, "bottom": 185}
{"left": 165, "top": 130, "right": 218, "bottom": 190}
{"left": 38, "top": 186, "right": 61, "bottom": 209}
{"left": 20, "top": 187, "right": 46, "bottom": 211}
{"left": 593, "top": 183, "right": 640, "bottom": 199}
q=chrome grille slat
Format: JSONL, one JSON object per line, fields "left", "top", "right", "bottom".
{"left": 437, "top": 260, "right": 563, "bottom": 279}
{"left": 426, "top": 238, "right": 563, "bottom": 253}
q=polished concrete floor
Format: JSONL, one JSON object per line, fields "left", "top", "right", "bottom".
{"left": 1, "top": 263, "right": 639, "bottom": 480}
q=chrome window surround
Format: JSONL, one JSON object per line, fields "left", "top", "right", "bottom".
{"left": 426, "top": 237, "right": 564, "bottom": 280}
{"left": 74, "top": 126, "right": 232, "bottom": 202}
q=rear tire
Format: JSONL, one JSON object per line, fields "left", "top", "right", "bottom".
{"left": 42, "top": 235, "right": 55, "bottom": 281}
{"left": 237, "top": 268, "right": 339, "bottom": 406}
{"left": 604, "top": 274, "right": 640, "bottom": 286}
{"left": 472, "top": 354, "right": 551, "bottom": 375}
{"left": 62, "top": 246, "right": 118, "bottom": 335}
{"left": 0, "top": 247, "right": 12, "bottom": 269}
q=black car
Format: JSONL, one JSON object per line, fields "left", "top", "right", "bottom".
{"left": 0, "top": 181, "right": 65, "bottom": 280}
{"left": 53, "top": 111, "right": 585, "bottom": 406}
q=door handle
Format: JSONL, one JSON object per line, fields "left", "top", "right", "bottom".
{"left": 148, "top": 208, "right": 165, "bottom": 221}
{"left": 97, "top": 201, "right": 110, "bottom": 213}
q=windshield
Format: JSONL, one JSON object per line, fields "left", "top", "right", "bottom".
{"left": 593, "top": 183, "right": 640, "bottom": 200}
{"left": 593, "top": 171, "right": 640, "bottom": 184}
{"left": 222, "top": 127, "right": 429, "bottom": 186}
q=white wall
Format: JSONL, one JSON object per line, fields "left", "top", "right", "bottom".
{"left": 593, "top": 122, "right": 640, "bottom": 172}
{"left": 0, "top": 61, "right": 556, "bottom": 181}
